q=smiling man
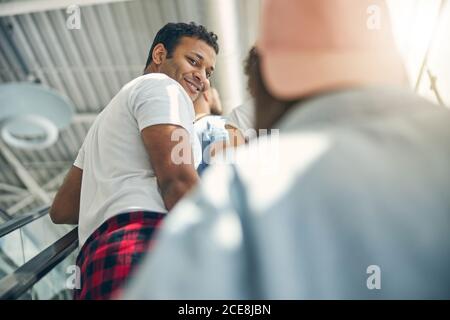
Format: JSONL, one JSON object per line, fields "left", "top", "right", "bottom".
{"left": 49, "top": 22, "right": 218, "bottom": 299}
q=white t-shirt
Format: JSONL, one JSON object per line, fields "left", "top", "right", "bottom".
{"left": 74, "top": 73, "right": 201, "bottom": 248}
{"left": 225, "top": 100, "right": 255, "bottom": 138}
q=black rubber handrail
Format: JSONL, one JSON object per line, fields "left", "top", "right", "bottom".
{"left": 0, "top": 206, "right": 50, "bottom": 238}
{"left": 0, "top": 227, "right": 78, "bottom": 300}
{"left": 0, "top": 208, "right": 13, "bottom": 221}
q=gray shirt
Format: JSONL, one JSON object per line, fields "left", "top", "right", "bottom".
{"left": 124, "top": 86, "right": 450, "bottom": 299}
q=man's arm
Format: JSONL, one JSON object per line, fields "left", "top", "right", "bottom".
{"left": 49, "top": 165, "right": 82, "bottom": 224}
{"left": 141, "top": 124, "right": 199, "bottom": 211}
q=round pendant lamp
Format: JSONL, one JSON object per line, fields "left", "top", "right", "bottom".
{"left": 0, "top": 83, "right": 74, "bottom": 150}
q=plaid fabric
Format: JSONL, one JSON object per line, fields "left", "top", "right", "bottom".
{"left": 73, "top": 211, "right": 165, "bottom": 300}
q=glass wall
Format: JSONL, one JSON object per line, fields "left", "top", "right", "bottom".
{"left": 0, "top": 213, "right": 77, "bottom": 300}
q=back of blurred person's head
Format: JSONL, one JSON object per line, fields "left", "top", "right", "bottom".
{"left": 254, "top": 0, "right": 407, "bottom": 129}
{"left": 244, "top": 46, "right": 295, "bottom": 131}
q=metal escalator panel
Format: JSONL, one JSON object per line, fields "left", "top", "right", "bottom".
{"left": 0, "top": 208, "right": 71, "bottom": 277}
{"left": 0, "top": 228, "right": 25, "bottom": 281}
{"left": 0, "top": 227, "right": 78, "bottom": 300}
{"left": 16, "top": 246, "right": 78, "bottom": 300}
{"left": 17, "top": 216, "right": 78, "bottom": 300}
{"left": 0, "top": 206, "right": 79, "bottom": 299}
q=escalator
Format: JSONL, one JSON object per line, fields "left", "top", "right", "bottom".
{"left": 0, "top": 206, "right": 78, "bottom": 300}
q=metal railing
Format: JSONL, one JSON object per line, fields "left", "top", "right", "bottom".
{"left": 0, "top": 227, "right": 78, "bottom": 299}
{"left": 0, "top": 208, "right": 13, "bottom": 221}
{"left": 0, "top": 206, "right": 50, "bottom": 238}
{"left": 0, "top": 206, "right": 78, "bottom": 300}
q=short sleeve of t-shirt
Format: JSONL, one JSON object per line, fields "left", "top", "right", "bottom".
{"left": 128, "top": 75, "right": 194, "bottom": 132}
{"left": 73, "top": 143, "right": 85, "bottom": 169}
{"left": 225, "top": 100, "right": 255, "bottom": 133}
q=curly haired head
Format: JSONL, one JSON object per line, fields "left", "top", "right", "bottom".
{"left": 145, "top": 22, "right": 219, "bottom": 70}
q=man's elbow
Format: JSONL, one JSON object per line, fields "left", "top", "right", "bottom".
{"left": 49, "top": 204, "right": 64, "bottom": 224}
{"left": 159, "top": 172, "right": 199, "bottom": 210}
{"left": 49, "top": 166, "right": 82, "bottom": 224}
{"left": 49, "top": 202, "right": 78, "bottom": 224}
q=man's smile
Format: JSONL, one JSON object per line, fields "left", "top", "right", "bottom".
{"left": 183, "top": 77, "right": 202, "bottom": 96}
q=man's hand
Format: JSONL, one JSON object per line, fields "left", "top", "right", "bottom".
{"left": 141, "top": 124, "right": 199, "bottom": 211}
{"left": 50, "top": 165, "right": 82, "bottom": 224}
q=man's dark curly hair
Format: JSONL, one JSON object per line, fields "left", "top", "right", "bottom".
{"left": 144, "top": 22, "right": 219, "bottom": 71}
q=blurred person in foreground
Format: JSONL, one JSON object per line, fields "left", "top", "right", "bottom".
{"left": 124, "top": 0, "right": 450, "bottom": 299}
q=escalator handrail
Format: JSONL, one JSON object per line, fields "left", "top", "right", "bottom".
{"left": 0, "top": 208, "right": 13, "bottom": 221}
{"left": 0, "top": 206, "right": 50, "bottom": 238}
{"left": 0, "top": 227, "right": 78, "bottom": 300}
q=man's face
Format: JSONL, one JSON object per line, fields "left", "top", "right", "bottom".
{"left": 159, "top": 37, "right": 216, "bottom": 102}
